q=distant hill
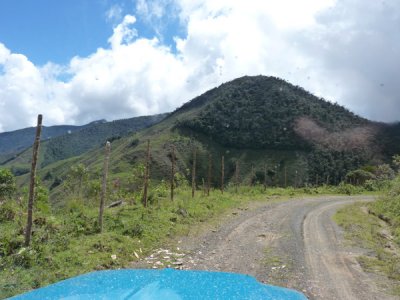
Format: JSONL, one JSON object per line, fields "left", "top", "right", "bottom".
{"left": 1, "top": 114, "right": 167, "bottom": 175}
{"left": 4, "top": 76, "right": 400, "bottom": 205}
{"left": 0, "top": 122, "right": 99, "bottom": 162}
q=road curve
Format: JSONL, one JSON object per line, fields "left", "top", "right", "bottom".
{"left": 176, "top": 196, "right": 396, "bottom": 299}
{"left": 302, "top": 198, "right": 396, "bottom": 299}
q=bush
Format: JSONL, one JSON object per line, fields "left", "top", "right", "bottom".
{"left": 363, "top": 179, "right": 392, "bottom": 192}
{"left": 0, "top": 201, "right": 16, "bottom": 222}
{"left": 345, "top": 169, "right": 375, "bottom": 185}
{"left": 123, "top": 223, "right": 144, "bottom": 237}
{"left": 370, "top": 176, "right": 400, "bottom": 227}
{"left": 0, "top": 233, "right": 24, "bottom": 257}
{"left": 374, "top": 164, "right": 395, "bottom": 181}
{"left": 0, "top": 168, "right": 16, "bottom": 201}
{"left": 335, "top": 182, "right": 359, "bottom": 195}
{"left": 10, "top": 248, "right": 38, "bottom": 268}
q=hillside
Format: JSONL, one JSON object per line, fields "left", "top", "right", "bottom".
{"left": 0, "top": 122, "right": 99, "bottom": 163}
{"left": 6, "top": 75, "right": 400, "bottom": 204}
{"left": 175, "top": 76, "right": 369, "bottom": 149}
{"left": 2, "top": 114, "right": 167, "bottom": 176}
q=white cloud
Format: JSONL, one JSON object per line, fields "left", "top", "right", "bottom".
{"left": 0, "top": 43, "right": 74, "bottom": 131}
{"left": 135, "top": 0, "right": 180, "bottom": 41}
{"left": 106, "top": 4, "right": 124, "bottom": 23}
{"left": 136, "top": 0, "right": 166, "bottom": 20}
{"left": 108, "top": 15, "right": 138, "bottom": 48}
{"left": 0, "top": 0, "right": 399, "bottom": 132}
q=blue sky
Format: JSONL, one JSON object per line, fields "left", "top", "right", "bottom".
{"left": 0, "top": 0, "right": 399, "bottom": 132}
{"left": 0, "top": 0, "right": 182, "bottom": 65}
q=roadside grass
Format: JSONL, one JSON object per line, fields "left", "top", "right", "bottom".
{"left": 334, "top": 204, "right": 383, "bottom": 250}
{"left": 1, "top": 184, "right": 375, "bottom": 298}
{"left": 333, "top": 180, "right": 400, "bottom": 295}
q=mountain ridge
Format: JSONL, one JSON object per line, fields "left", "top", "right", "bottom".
{"left": 1, "top": 114, "right": 168, "bottom": 174}
{"left": 3, "top": 75, "right": 400, "bottom": 202}
{"left": 0, "top": 123, "right": 91, "bottom": 160}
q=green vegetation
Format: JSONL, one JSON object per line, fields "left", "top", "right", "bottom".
{"left": 0, "top": 124, "right": 88, "bottom": 162}
{"left": 177, "top": 76, "right": 367, "bottom": 149}
{"left": 0, "top": 168, "right": 16, "bottom": 201}
{"left": 370, "top": 177, "right": 400, "bottom": 244}
{"left": 41, "top": 114, "right": 167, "bottom": 167}
{"left": 3, "top": 76, "right": 400, "bottom": 198}
{"left": 0, "top": 186, "right": 257, "bottom": 297}
{"left": 1, "top": 114, "right": 167, "bottom": 173}
{"left": 0, "top": 161, "right": 376, "bottom": 299}
{"left": 334, "top": 175, "right": 400, "bottom": 295}
{"left": 0, "top": 75, "right": 399, "bottom": 296}
{"left": 2, "top": 75, "right": 400, "bottom": 298}
{"left": 174, "top": 76, "right": 385, "bottom": 184}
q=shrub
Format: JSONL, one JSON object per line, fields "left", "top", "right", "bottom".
{"left": 0, "top": 168, "right": 16, "bottom": 201}
{"left": 0, "top": 201, "right": 16, "bottom": 222}
{"left": 335, "top": 182, "right": 359, "bottom": 195}
{"left": 345, "top": 169, "right": 375, "bottom": 185}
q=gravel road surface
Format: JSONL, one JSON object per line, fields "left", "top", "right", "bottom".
{"left": 173, "top": 196, "right": 397, "bottom": 299}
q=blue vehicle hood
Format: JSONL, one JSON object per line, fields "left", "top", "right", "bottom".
{"left": 10, "top": 269, "right": 307, "bottom": 299}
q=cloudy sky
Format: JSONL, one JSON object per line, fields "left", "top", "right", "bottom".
{"left": 0, "top": 0, "right": 399, "bottom": 132}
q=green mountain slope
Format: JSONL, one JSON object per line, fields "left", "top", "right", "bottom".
{"left": 7, "top": 75, "right": 400, "bottom": 205}
{"left": 0, "top": 122, "right": 99, "bottom": 162}
{"left": 2, "top": 114, "right": 167, "bottom": 176}
{"left": 175, "top": 76, "right": 368, "bottom": 149}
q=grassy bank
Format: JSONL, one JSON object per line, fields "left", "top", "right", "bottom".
{"left": 334, "top": 177, "right": 400, "bottom": 295}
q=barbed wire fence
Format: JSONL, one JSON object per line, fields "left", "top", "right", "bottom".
{"left": 132, "top": 140, "right": 319, "bottom": 207}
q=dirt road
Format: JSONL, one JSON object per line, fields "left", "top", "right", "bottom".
{"left": 171, "top": 196, "right": 397, "bottom": 299}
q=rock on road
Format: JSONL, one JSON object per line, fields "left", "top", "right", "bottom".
{"left": 176, "top": 196, "right": 396, "bottom": 300}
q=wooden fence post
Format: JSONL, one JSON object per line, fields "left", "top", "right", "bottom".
{"left": 191, "top": 148, "right": 196, "bottom": 198}
{"left": 221, "top": 156, "right": 224, "bottom": 194}
{"left": 207, "top": 154, "right": 212, "bottom": 196}
{"left": 170, "top": 145, "right": 175, "bottom": 201}
{"left": 250, "top": 165, "right": 255, "bottom": 186}
{"left": 24, "top": 114, "right": 42, "bottom": 247}
{"left": 264, "top": 164, "right": 267, "bottom": 191}
{"left": 142, "top": 140, "right": 150, "bottom": 207}
{"left": 235, "top": 160, "right": 239, "bottom": 193}
{"left": 284, "top": 166, "right": 287, "bottom": 188}
{"left": 99, "top": 141, "right": 111, "bottom": 233}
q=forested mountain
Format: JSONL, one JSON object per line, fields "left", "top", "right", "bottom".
{"left": 0, "top": 122, "right": 98, "bottom": 161}
{"left": 1, "top": 114, "right": 167, "bottom": 175}
{"left": 41, "top": 114, "right": 167, "bottom": 167}
{"left": 5, "top": 75, "right": 400, "bottom": 201}
{"left": 169, "top": 76, "right": 398, "bottom": 185}
{"left": 175, "top": 76, "right": 369, "bottom": 149}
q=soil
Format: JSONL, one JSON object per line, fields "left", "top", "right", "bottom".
{"left": 133, "top": 196, "right": 398, "bottom": 299}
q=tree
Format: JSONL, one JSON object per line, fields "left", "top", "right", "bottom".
{"left": 34, "top": 180, "right": 50, "bottom": 214}
{"left": 345, "top": 169, "right": 375, "bottom": 185}
{"left": 393, "top": 154, "right": 400, "bottom": 173}
{"left": 65, "top": 163, "right": 89, "bottom": 198}
{"left": 374, "top": 164, "right": 395, "bottom": 181}
{"left": 0, "top": 168, "right": 16, "bottom": 201}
